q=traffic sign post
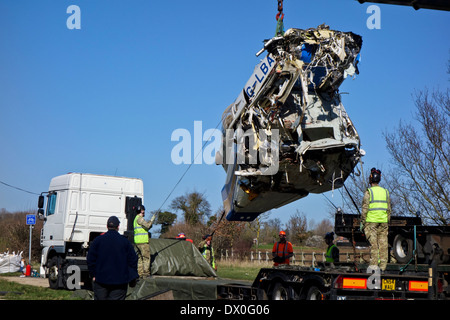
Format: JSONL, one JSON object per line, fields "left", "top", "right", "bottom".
{"left": 26, "top": 215, "right": 36, "bottom": 266}
{"left": 26, "top": 215, "right": 36, "bottom": 226}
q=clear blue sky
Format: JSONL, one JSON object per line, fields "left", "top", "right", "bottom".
{"left": 0, "top": 1, "right": 448, "bottom": 228}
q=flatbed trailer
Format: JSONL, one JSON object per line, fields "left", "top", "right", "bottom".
{"left": 125, "top": 216, "right": 450, "bottom": 300}
{"left": 216, "top": 261, "right": 450, "bottom": 300}
{"left": 216, "top": 212, "right": 450, "bottom": 301}
{"left": 128, "top": 261, "right": 449, "bottom": 300}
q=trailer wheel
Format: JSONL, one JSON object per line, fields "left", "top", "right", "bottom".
{"left": 393, "top": 234, "right": 414, "bottom": 264}
{"left": 271, "top": 282, "right": 294, "bottom": 300}
{"left": 306, "top": 286, "right": 323, "bottom": 300}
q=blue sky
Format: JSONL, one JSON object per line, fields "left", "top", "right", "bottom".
{"left": 0, "top": 1, "right": 448, "bottom": 228}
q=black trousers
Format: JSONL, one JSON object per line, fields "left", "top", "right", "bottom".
{"left": 93, "top": 282, "right": 128, "bottom": 300}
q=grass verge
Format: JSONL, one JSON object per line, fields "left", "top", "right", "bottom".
{"left": 0, "top": 275, "right": 78, "bottom": 300}
{"left": 216, "top": 260, "right": 272, "bottom": 282}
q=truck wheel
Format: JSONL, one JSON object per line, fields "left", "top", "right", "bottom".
{"left": 393, "top": 234, "right": 414, "bottom": 264}
{"left": 47, "top": 256, "right": 61, "bottom": 290}
{"left": 271, "top": 282, "right": 292, "bottom": 300}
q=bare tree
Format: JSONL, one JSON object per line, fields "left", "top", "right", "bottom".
{"left": 286, "top": 210, "right": 309, "bottom": 245}
{"left": 313, "top": 218, "right": 334, "bottom": 236}
{"left": 207, "top": 207, "right": 248, "bottom": 252}
{"left": 248, "top": 211, "right": 271, "bottom": 248}
{"left": 260, "top": 218, "right": 283, "bottom": 244}
{"left": 340, "top": 166, "right": 403, "bottom": 218}
{"left": 383, "top": 89, "right": 450, "bottom": 225}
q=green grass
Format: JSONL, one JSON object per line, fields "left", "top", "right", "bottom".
{"left": 253, "top": 244, "right": 324, "bottom": 252}
{"left": 216, "top": 260, "right": 271, "bottom": 282}
{"left": 252, "top": 244, "right": 274, "bottom": 250}
{"left": 0, "top": 275, "right": 79, "bottom": 300}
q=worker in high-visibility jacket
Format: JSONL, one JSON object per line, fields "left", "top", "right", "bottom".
{"left": 361, "top": 168, "right": 391, "bottom": 271}
{"left": 324, "top": 232, "right": 339, "bottom": 265}
{"left": 133, "top": 205, "right": 155, "bottom": 278}
{"left": 198, "top": 235, "right": 216, "bottom": 270}
{"left": 272, "top": 231, "right": 294, "bottom": 266}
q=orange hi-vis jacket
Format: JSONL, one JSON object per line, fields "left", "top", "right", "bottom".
{"left": 272, "top": 241, "right": 293, "bottom": 266}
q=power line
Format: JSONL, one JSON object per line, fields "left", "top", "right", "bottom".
{"left": 157, "top": 119, "right": 223, "bottom": 212}
{"left": 0, "top": 180, "right": 40, "bottom": 195}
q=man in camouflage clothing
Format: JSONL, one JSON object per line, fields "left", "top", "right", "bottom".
{"left": 361, "top": 168, "right": 391, "bottom": 271}
{"left": 133, "top": 205, "right": 155, "bottom": 278}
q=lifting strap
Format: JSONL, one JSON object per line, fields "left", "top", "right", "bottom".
{"left": 275, "top": 0, "right": 285, "bottom": 36}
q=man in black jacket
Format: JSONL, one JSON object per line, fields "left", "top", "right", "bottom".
{"left": 87, "top": 216, "right": 138, "bottom": 300}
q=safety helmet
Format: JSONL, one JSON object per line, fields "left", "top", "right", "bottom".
{"left": 177, "top": 233, "right": 186, "bottom": 239}
{"left": 324, "top": 232, "right": 334, "bottom": 240}
{"left": 136, "top": 205, "right": 145, "bottom": 212}
{"left": 369, "top": 168, "right": 381, "bottom": 183}
{"left": 279, "top": 231, "right": 286, "bottom": 236}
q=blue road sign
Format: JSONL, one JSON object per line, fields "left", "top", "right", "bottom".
{"left": 26, "top": 214, "right": 36, "bottom": 225}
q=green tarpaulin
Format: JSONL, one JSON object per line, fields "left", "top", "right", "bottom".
{"left": 74, "top": 239, "right": 229, "bottom": 300}
{"left": 128, "top": 276, "right": 222, "bottom": 300}
{"left": 129, "top": 239, "right": 220, "bottom": 300}
{"left": 150, "top": 238, "right": 217, "bottom": 277}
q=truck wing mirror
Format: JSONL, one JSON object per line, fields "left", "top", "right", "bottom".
{"left": 38, "top": 195, "right": 44, "bottom": 209}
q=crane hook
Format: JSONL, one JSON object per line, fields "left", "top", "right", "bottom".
{"left": 275, "top": 0, "right": 285, "bottom": 35}
{"left": 276, "top": 0, "right": 284, "bottom": 21}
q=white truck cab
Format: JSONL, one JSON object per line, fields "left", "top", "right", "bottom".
{"left": 38, "top": 173, "right": 144, "bottom": 289}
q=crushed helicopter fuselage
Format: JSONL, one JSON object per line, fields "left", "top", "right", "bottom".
{"left": 217, "top": 25, "right": 364, "bottom": 221}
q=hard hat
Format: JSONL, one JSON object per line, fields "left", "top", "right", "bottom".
{"left": 369, "top": 168, "right": 381, "bottom": 183}
{"left": 137, "top": 205, "right": 145, "bottom": 212}
{"left": 177, "top": 233, "right": 186, "bottom": 239}
{"left": 324, "top": 232, "right": 334, "bottom": 240}
{"left": 279, "top": 231, "right": 286, "bottom": 236}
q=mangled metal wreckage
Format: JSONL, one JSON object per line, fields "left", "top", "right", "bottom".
{"left": 217, "top": 25, "right": 364, "bottom": 221}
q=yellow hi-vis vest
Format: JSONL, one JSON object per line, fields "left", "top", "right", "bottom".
{"left": 134, "top": 215, "right": 149, "bottom": 244}
{"left": 201, "top": 245, "right": 216, "bottom": 269}
{"left": 366, "top": 186, "right": 389, "bottom": 223}
{"left": 325, "top": 244, "right": 337, "bottom": 263}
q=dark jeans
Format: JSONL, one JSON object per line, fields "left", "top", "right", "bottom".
{"left": 93, "top": 282, "right": 128, "bottom": 300}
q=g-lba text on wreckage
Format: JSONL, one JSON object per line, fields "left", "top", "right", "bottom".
{"left": 216, "top": 25, "right": 364, "bottom": 221}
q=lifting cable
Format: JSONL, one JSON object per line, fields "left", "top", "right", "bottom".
{"left": 322, "top": 193, "right": 338, "bottom": 210}
{"left": 343, "top": 183, "right": 361, "bottom": 215}
{"left": 156, "top": 118, "right": 223, "bottom": 214}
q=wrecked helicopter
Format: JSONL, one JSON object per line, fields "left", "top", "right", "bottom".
{"left": 216, "top": 25, "right": 364, "bottom": 221}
